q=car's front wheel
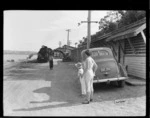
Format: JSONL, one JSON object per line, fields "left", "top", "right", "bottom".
{"left": 117, "top": 80, "right": 125, "bottom": 87}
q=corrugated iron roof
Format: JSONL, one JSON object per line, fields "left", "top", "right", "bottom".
{"left": 106, "top": 23, "right": 146, "bottom": 42}
{"left": 91, "top": 18, "right": 146, "bottom": 43}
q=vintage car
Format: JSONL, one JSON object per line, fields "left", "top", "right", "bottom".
{"left": 81, "top": 47, "right": 128, "bottom": 87}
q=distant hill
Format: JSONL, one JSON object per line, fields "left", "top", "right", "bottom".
{"left": 4, "top": 50, "right": 37, "bottom": 55}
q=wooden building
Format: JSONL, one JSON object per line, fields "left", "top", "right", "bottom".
{"left": 54, "top": 45, "right": 75, "bottom": 58}
{"left": 105, "top": 18, "right": 146, "bottom": 79}
{"left": 62, "top": 45, "right": 75, "bottom": 53}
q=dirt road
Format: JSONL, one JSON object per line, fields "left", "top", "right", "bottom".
{"left": 4, "top": 59, "right": 146, "bottom": 116}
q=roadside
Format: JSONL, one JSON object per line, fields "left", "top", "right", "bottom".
{"left": 125, "top": 76, "right": 146, "bottom": 86}
{"left": 4, "top": 59, "right": 146, "bottom": 116}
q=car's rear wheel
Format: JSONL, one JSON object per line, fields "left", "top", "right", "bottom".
{"left": 117, "top": 80, "right": 125, "bottom": 87}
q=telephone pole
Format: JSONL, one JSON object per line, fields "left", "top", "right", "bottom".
{"left": 59, "top": 41, "right": 62, "bottom": 48}
{"left": 78, "top": 11, "right": 99, "bottom": 49}
{"left": 66, "top": 29, "right": 71, "bottom": 46}
{"left": 87, "top": 10, "right": 91, "bottom": 49}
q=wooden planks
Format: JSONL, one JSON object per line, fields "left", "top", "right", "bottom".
{"left": 125, "top": 56, "right": 146, "bottom": 79}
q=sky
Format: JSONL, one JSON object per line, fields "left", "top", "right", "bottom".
{"left": 4, "top": 10, "right": 108, "bottom": 52}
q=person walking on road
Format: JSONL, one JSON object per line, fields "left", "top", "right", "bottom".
{"left": 49, "top": 55, "right": 54, "bottom": 70}
{"left": 82, "top": 50, "right": 98, "bottom": 104}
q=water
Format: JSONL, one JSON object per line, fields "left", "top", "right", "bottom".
{"left": 3, "top": 54, "right": 37, "bottom": 62}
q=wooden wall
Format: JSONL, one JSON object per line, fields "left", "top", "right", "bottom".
{"left": 124, "top": 34, "right": 146, "bottom": 79}
{"left": 124, "top": 55, "right": 146, "bottom": 79}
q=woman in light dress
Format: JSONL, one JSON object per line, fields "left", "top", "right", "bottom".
{"left": 81, "top": 49, "right": 98, "bottom": 104}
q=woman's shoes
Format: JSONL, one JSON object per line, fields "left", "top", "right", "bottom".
{"left": 82, "top": 99, "right": 93, "bottom": 104}
{"left": 82, "top": 100, "right": 90, "bottom": 104}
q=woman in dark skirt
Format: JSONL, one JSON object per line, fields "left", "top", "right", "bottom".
{"left": 49, "top": 55, "right": 53, "bottom": 70}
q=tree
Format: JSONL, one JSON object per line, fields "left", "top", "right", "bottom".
{"left": 75, "top": 42, "right": 78, "bottom": 48}
{"left": 98, "top": 10, "right": 146, "bottom": 36}
{"left": 118, "top": 10, "right": 146, "bottom": 27}
{"left": 107, "top": 22, "right": 118, "bottom": 33}
{"left": 99, "top": 11, "right": 122, "bottom": 34}
{"left": 79, "top": 40, "right": 83, "bottom": 44}
{"left": 83, "top": 37, "right": 87, "bottom": 43}
{"left": 77, "top": 40, "right": 84, "bottom": 48}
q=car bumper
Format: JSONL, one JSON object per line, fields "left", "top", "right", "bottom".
{"left": 93, "top": 77, "right": 128, "bottom": 83}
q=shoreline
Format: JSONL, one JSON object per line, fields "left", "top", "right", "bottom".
{"left": 4, "top": 58, "right": 61, "bottom": 80}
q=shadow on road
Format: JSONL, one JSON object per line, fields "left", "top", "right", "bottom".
{"left": 13, "top": 84, "right": 86, "bottom": 112}
{"left": 13, "top": 102, "right": 83, "bottom": 112}
{"left": 13, "top": 62, "right": 84, "bottom": 112}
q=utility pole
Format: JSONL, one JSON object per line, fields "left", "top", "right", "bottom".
{"left": 59, "top": 41, "right": 62, "bottom": 48}
{"left": 66, "top": 29, "right": 71, "bottom": 46}
{"left": 78, "top": 11, "right": 99, "bottom": 49}
{"left": 75, "top": 42, "right": 78, "bottom": 62}
{"left": 87, "top": 10, "right": 91, "bottom": 49}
